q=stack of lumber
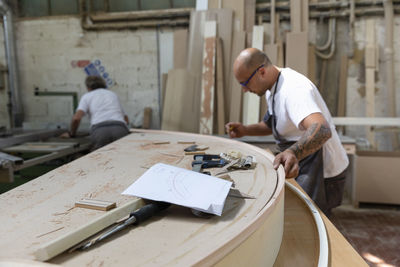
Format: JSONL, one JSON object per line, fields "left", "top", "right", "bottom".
{"left": 161, "top": 0, "right": 310, "bottom": 135}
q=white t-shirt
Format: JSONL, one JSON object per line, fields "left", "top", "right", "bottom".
{"left": 266, "top": 68, "right": 349, "bottom": 178}
{"left": 77, "top": 88, "right": 127, "bottom": 126}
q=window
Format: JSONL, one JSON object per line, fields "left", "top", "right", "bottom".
{"left": 18, "top": 0, "right": 196, "bottom": 17}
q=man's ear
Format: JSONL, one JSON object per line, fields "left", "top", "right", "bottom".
{"left": 259, "top": 67, "right": 266, "bottom": 76}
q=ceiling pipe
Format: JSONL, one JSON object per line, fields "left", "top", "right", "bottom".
{"left": 0, "top": 0, "right": 23, "bottom": 128}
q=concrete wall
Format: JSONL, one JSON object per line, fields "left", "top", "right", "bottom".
{"left": 0, "top": 16, "right": 165, "bottom": 131}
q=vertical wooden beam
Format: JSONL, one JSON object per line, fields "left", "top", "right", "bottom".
{"left": 199, "top": 21, "right": 217, "bottom": 135}
{"left": 229, "top": 31, "right": 246, "bottom": 123}
{"left": 302, "top": 0, "right": 309, "bottom": 32}
{"left": 290, "top": 0, "right": 301, "bottom": 33}
{"left": 337, "top": 55, "right": 348, "bottom": 133}
{"left": 216, "top": 38, "right": 226, "bottom": 135}
{"left": 365, "top": 19, "right": 376, "bottom": 147}
{"left": 242, "top": 25, "right": 263, "bottom": 125}
{"left": 286, "top": 32, "right": 308, "bottom": 76}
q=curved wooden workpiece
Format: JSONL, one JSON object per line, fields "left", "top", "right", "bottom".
{"left": 0, "top": 129, "right": 285, "bottom": 266}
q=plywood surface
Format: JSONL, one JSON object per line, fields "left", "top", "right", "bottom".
{"left": 0, "top": 130, "right": 284, "bottom": 266}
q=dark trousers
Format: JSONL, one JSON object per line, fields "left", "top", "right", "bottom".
{"left": 295, "top": 149, "right": 347, "bottom": 217}
{"left": 90, "top": 120, "right": 129, "bottom": 151}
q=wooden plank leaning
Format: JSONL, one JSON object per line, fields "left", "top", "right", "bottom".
{"left": 34, "top": 198, "right": 145, "bottom": 262}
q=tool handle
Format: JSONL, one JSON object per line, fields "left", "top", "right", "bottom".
{"left": 130, "top": 201, "right": 170, "bottom": 225}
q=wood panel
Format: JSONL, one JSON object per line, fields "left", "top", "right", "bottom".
{"left": 173, "top": 29, "right": 188, "bottom": 69}
{"left": 355, "top": 153, "right": 400, "bottom": 206}
{"left": 199, "top": 21, "right": 217, "bottom": 135}
{"left": 162, "top": 69, "right": 197, "bottom": 132}
{"left": 286, "top": 32, "right": 308, "bottom": 76}
{"left": 290, "top": 0, "right": 302, "bottom": 32}
{"left": 0, "top": 130, "right": 284, "bottom": 266}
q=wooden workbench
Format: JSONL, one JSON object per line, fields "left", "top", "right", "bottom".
{"left": 0, "top": 130, "right": 285, "bottom": 266}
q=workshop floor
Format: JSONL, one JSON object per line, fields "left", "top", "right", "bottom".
{"left": 330, "top": 204, "right": 400, "bottom": 267}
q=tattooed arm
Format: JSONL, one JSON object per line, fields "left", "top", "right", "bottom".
{"left": 273, "top": 113, "right": 332, "bottom": 178}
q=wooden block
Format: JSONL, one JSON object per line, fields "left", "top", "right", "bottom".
{"left": 34, "top": 198, "right": 145, "bottom": 261}
{"left": 177, "top": 141, "right": 196, "bottom": 144}
{"left": 199, "top": 21, "right": 217, "bottom": 135}
{"left": 75, "top": 199, "right": 116, "bottom": 211}
{"left": 143, "top": 107, "right": 152, "bottom": 129}
{"left": 286, "top": 32, "right": 308, "bottom": 76}
{"left": 152, "top": 141, "right": 170, "bottom": 145}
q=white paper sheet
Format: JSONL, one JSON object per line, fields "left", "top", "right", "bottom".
{"left": 122, "top": 163, "right": 232, "bottom": 216}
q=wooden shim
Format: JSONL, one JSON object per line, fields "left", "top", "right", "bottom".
{"left": 229, "top": 30, "right": 246, "bottom": 122}
{"left": 242, "top": 25, "right": 263, "bottom": 125}
{"left": 216, "top": 37, "right": 226, "bottom": 135}
{"left": 75, "top": 199, "right": 116, "bottom": 211}
{"left": 162, "top": 69, "right": 197, "bottom": 132}
{"left": 290, "top": 0, "right": 302, "bottom": 32}
{"left": 34, "top": 198, "right": 145, "bottom": 261}
{"left": 199, "top": 21, "right": 217, "bottom": 135}
{"left": 286, "top": 32, "right": 308, "bottom": 77}
{"left": 173, "top": 29, "right": 188, "bottom": 69}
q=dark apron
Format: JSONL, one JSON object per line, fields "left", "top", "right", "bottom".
{"left": 264, "top": 72, "right": 330, "bottom": 214}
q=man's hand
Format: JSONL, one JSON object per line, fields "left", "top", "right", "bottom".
{"left": 273, "top": 149, "right": 299, "bottom": 178}
{"left": 60, "top": 132, "right": 71, "bottom": 138}
{"left": 225, "top": 122, "right": 246, "bottom": 138}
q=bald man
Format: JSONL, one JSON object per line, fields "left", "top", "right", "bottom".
{"left": 225, "top": 48, "right": 349, "bottom": 216}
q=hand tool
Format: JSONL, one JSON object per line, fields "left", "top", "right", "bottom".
{"left": 191, "top": 154, "right": 227, "bottom": 173}
{"left": 71, "top": 201, "right": 170, "bottom": 251}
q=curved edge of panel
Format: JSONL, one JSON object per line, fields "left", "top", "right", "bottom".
{"left": 132, "top": 130, "right": 286, "bottom": 266}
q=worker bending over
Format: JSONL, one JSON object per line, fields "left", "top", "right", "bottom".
{"left": 63, "top": 75, "right": 129, "bottom": 150}
{"left": 226, "top": 48, "right": 349, "bottom": 216}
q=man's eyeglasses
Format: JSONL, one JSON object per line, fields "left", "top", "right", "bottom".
{"left": 240, "top": 64, "right": 265, "bottom": 87}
